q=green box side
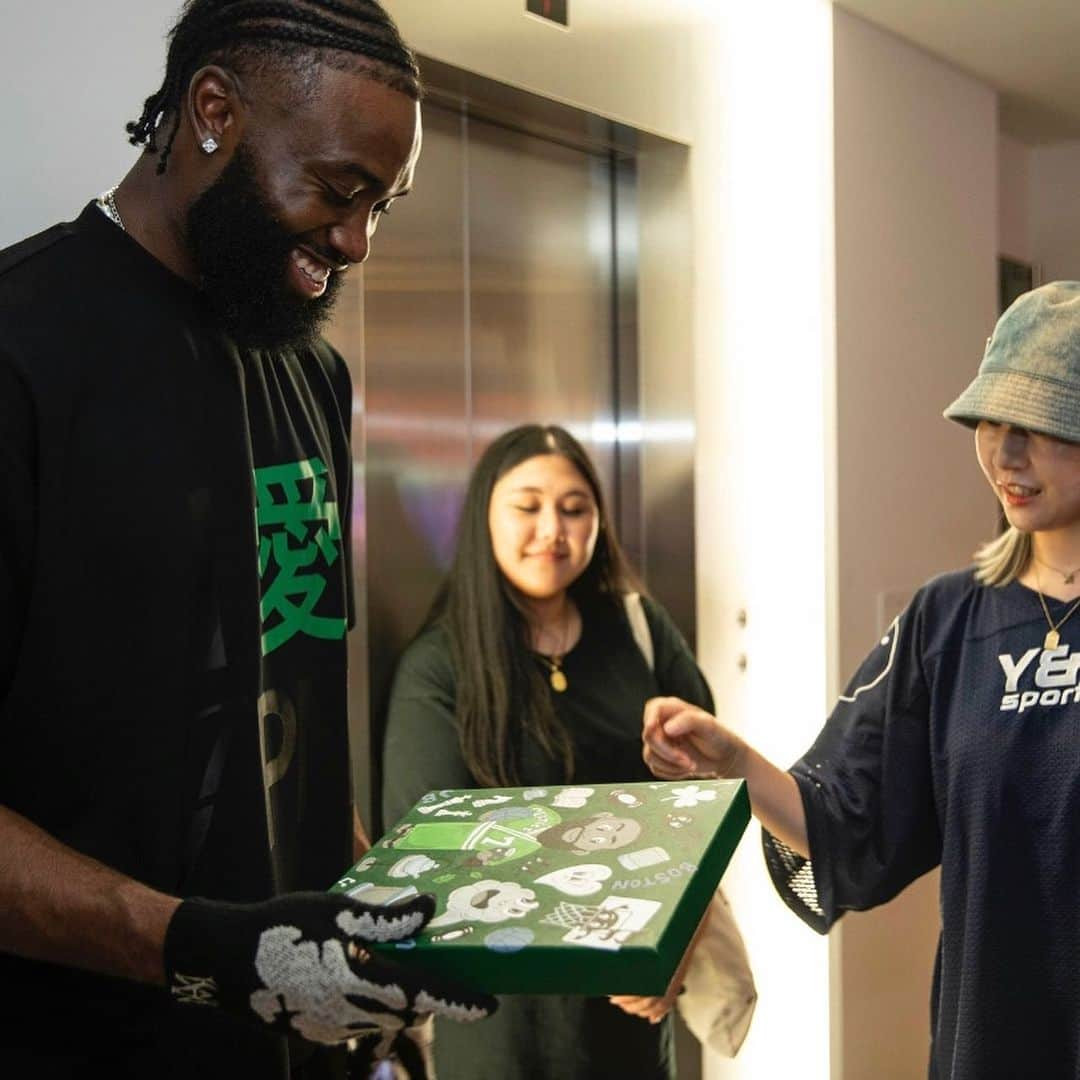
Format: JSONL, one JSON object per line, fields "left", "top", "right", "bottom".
{"left": 375, "top": 936, "right": 669, "bottom": 997}
{"left": 649, "top": 779, "right": 751, "bottom": 992}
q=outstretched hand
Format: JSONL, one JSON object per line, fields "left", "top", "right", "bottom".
{"left": 164, "top": 891, "right": 496, "bottom": 1061}
{"left": 642, "top": 696, "right": 745, "bottom": 780}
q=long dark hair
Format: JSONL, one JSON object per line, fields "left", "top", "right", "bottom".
{"left": 428, "top": 424, "right": 641, "bottom": 787}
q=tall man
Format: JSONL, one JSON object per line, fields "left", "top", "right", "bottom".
{"left": 0, "top": 2, "right": 493, "bottom": 1077}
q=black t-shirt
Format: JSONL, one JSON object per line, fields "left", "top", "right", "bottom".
{"left": 382, "top": 593, "right": 714, "bottom": 1080}
{"left": 764, "top": 568, "right": 1080, "bottom": 1079}
{"left": 0, "top": 203, "right": 354, "bottom": 1076}
{"left": 191, "top": 344, "right": 356, "bottom": 901}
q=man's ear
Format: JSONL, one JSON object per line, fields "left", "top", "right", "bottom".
{"left": 186, "top": 65, "right": 246, "bottom": 157}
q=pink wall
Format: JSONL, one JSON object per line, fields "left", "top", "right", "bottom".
{"left": 832, "top": 9, "right": 998, "bottom": 1077}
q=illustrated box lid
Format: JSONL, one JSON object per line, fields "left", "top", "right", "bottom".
{"left": 330, "top": 778, "right": 749, "bottom": 996}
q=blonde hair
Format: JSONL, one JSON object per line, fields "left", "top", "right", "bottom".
{"left": 973, "top": 525, "right": 1031, "bottom": 587}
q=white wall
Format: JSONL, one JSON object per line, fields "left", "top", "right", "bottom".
{"left": 832, "top": 10, "right": 998, "bottom": 1077}
{"left": 690, "top": 3, "right": 838, "bottom": 1076}
{"left": 0, "top": 1, "right": 175, "bottom": 248}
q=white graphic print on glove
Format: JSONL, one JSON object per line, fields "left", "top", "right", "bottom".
{"left": 250, "top": 922, "right": 411, "bottom": 1045}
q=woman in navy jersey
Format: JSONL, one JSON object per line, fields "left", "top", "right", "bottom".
{"left": 644, "top": 280, "right": 1080, "bottom": 1079}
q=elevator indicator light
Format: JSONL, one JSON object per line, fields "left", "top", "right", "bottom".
{"left": 527, "top": 0, "right": 568, "bottom": 27}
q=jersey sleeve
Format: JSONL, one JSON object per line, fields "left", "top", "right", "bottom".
{"left": 380, "top": 627, "right": 475, "bottom": 831}
{"left": 641, "top": 595, "right": 716, "bottom": 713}
{"left": 0, "top": 354, "right": 36, "bottom": 704}
{"left": 763, "top": 592, "right": 940, "bottom": 934}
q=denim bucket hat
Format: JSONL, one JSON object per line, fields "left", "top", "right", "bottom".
{"left": 944, "top": 280, "right": 1080, "bottom": 442}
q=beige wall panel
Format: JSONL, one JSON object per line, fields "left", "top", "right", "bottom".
{"left": 1029, "top": 141, "right": 1080, "bottom": 283}
{"left": 384, "top": 0, "right": 696, "bottom": 144}
{"left": 999, "top": 134, "right": 1032, "bottom": 265}
{"left": 833, "top": 10, "right": 998, "bottom": 1077}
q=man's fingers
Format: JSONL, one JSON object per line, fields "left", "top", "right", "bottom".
{"left": 345, "top": 948, "right": 498, "bottom": 1022}
{"left": 338, "top": 897, "right": 497, "bottom": 1026}
{"left": 339, "top": 894, "right": 436, "bottom": 943}
{"left": 412, "top": 982, "right": 498, "bottom": 1022}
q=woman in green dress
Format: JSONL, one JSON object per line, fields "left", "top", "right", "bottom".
{"left": 381, "top": 423, "right": 749, "bottom": 1080}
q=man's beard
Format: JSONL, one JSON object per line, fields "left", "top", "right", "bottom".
{"left": 186, "top": 145, "right": 346, "bottom": 350}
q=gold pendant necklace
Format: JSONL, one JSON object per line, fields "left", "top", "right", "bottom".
{"left": 536, "top": 610, "right": 574, "bottom": 692}
{"left": 1033, "top": 564, "right": 1080, "bottom": 649}
{"left": 1034, "top": 553, "right": 1080, "bottom": 586}
{"left": 546, "top": 659, "right": 568, "bottom": 693}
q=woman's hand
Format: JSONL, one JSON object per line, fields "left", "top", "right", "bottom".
{"left": 608, "top": 990, "right": 680, "bottom": 1024}
{"left": 642, "top": 696, "right": 746, "bottom": 779}
{"left": 643, "top": 697, "right": 810, "bottom": 857}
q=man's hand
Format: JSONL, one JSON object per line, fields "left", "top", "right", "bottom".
{"left": 642, "top": 696, "right": 745, "bottom": 779}
{"left": 163, "top": 891, "right": 495, "bottom": 1056}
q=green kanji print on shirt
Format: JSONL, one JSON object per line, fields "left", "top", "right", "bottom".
{"left": 255, "top": 456, "right": 346, "bottom": 655}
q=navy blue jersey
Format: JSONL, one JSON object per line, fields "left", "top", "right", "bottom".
{"left": 765, "top": 567, "right": 1080, "bottom": 1078}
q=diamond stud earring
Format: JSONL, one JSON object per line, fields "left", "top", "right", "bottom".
{"left": 200, "top": 137, "right": 219, "bottom": 155}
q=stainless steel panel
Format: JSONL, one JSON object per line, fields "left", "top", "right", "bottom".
{"left": 327, "top": 104, "right": 469, "bottom": 830}
{"left": 364, "top": 102, "right": 469, "bottom": 667}
{"left": 634, "top": 139, "right": 697, "bottom": 650}
{"left": 467, "top": 117, "right": 617, "bottom": 494}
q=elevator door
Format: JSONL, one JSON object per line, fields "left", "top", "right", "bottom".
{"left": 326, "top": 102, "right": 618, "bottom": 833}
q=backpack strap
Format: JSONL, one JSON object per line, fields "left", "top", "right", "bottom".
{"left": 623, "top": 591, "right": 655, "bottom": 672}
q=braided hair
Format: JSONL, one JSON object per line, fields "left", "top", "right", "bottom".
{"left": 127, "top": 0, "right": 421, "bottom": 174}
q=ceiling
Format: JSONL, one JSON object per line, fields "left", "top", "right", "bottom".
{"left": 834, "top": 0, "right": 1080, "bottom": 143}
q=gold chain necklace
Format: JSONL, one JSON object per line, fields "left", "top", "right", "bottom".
{"left": 1034, "top": 552, "right": 1080, "bottom": 585}
{"left": 536, "top": 612, "right": 574, "bottom": 693}
{"left": 1033, "top": 563, "right": 1080, "bottom": 649}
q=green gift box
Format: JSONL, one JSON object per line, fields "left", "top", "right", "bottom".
{"left": 330, "top": 778, "right": 749, "bottom": 995}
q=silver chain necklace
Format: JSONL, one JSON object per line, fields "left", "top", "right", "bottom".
{"left": 96, "top": 186, "right": 127, "bottom": 232}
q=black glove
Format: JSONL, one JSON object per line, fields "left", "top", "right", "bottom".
{"left": 163, "top": 892, "right": 496, "bottom": 1053}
